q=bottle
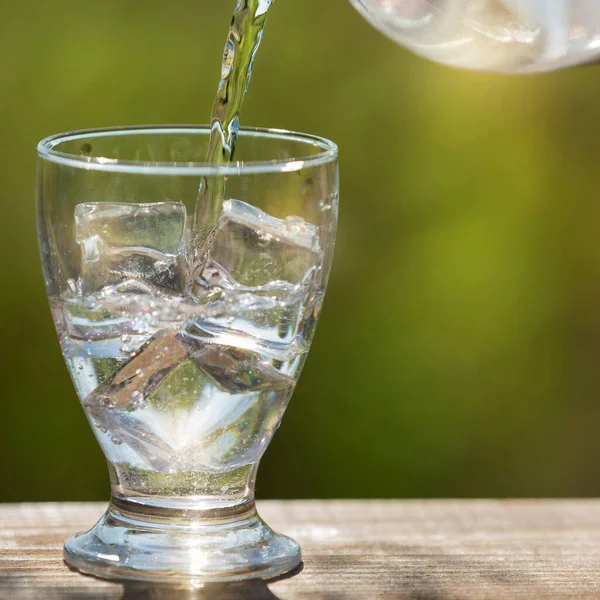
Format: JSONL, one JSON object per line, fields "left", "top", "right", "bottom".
{"left": 349, "top": 0, "right": 600, "bottom": 73}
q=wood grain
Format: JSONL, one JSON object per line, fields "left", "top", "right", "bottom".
{"left": 2, "top": 500, "right": 600, "bottom": 599}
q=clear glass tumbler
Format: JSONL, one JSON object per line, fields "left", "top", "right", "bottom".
{"left": 36, "top": 126, "right": 338, "bottom": 583}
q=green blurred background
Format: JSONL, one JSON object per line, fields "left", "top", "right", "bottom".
{"left": 3, "top": 0, "right": 600, "bottom": 502}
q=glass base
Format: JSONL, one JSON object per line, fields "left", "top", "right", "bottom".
{"left": 63, "top": 497, "right": 301, "bottom": 584}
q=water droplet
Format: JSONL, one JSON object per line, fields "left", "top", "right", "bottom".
{"left": 319, "top": 198, "right": 333, "bottom": 212}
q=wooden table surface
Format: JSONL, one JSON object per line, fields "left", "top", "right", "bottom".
{"left": 2, "top": 500, "right": 600, "bottom": 599}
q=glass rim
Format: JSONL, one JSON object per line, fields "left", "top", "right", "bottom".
{"left": 37, "top": 125, "right": 338, "bottom": 176}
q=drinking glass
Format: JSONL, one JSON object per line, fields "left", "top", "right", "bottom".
{"left": 36, "top": 126, "right": 338, "bottom": 583}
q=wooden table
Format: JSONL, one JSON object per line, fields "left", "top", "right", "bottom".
{"left": 2, "top": 500, "right": 600, "bottom": 599}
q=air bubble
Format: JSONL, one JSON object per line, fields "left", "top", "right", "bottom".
{"left": 258, "top": 232, "right": 273, "bottom": 247}
{"left": 130, "top": 390, "right": 145, "bottom": 409}
{"left": 67, "top": 279, "right": 78, "bottom": 295}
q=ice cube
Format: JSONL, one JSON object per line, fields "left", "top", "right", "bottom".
{"left": 83, "top": 329, "right": 190, "bottom": 411}
{"left": 465, "top": 0, "right": 540, "bottom": 44}
{"left": 74, "top": 202, "right": 189, "bottom": 295}
{"left": 192, "top": 200, "right": 322, "bottom": 358}
{"left": 205, "top": 199, "right": 321, "bottom": 289}
{"left": 84, "top": 330, "right": 295, "bottom": 472}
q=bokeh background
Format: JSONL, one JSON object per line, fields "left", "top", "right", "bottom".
{"left": 3, "top": 0, "right": 600, "bottom": 502}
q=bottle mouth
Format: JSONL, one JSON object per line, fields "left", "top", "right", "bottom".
{"left": 37, "top": 125, "right": 338, "bottom": 175}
